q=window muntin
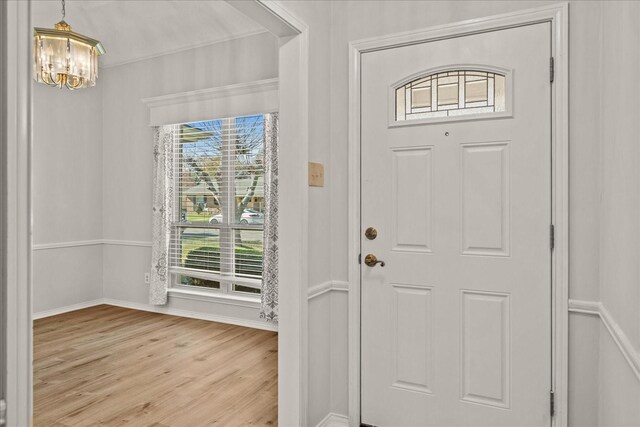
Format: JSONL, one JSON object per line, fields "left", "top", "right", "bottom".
{"left": 171, "top": 115, "right": 266, "bottom": 295}
{"left": 395, "top": 70, "right": 506, "bottom": 121}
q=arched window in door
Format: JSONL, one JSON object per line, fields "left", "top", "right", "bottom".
{"left": 395, "top": 70, "right": 506, "bottom": 121}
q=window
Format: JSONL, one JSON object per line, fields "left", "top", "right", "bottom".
{"left": 395, "top": 70, "right": 506, "bottom": 121}
{"left": 171, "top": 115, "right": 267, "bottom": 296}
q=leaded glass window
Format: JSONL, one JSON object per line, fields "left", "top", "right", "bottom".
{"left": 395, "top": 70, "right": 506, "bottom": 121}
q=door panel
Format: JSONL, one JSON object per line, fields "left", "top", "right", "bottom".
{"left": 461, "top": 142, "right": 510, "bottom": 256}
{"left": 361, "top": 23, "right": 551, "bottom": 426}
{"left": 391, "top": 147, "right": 433, "bottom": 252}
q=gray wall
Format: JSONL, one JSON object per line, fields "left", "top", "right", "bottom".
{"left": 30, "top": 2, "right": 640, "bottom": 426}
{"left": 0, "top": 0, "right": 6, "bottom": 401}
{"left": 285, "top": 1, "right": 640, "bottom": 425}
{"left": 321, "top": 1, "right": 605, "bottom": 424}
{"left": 32, "top": 83, "right": 104, "bottom": 314}
{"left": 598, "top": 2, "right": 640, "bottom": 425}
{"left": 32, "top": 31, "right": 279, "bottom": 325}
{"left": 100, "top": 31, "right": 278, "bottom": 321}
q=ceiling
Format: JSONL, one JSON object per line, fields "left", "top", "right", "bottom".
{"left": 32, "top": 0, "right": 268, "bottom": 68}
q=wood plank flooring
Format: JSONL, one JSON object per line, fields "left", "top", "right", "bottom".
{"left": 34, "top": 305, "right": 278, "bottom": 426}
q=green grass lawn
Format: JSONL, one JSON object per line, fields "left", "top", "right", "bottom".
{"left": 180, "top": 236, "right": 262, "bottom": 264}
{"left": 185, "top": 212, "right": 213, "bottom": 223}
{"left": 178, "top": 224, "right": 262, "bottom": 295}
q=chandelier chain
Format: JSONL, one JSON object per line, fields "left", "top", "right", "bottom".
{"left": 61, "top": 0, "right": 65, "bottom": 20}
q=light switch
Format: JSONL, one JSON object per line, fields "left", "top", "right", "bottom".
{"left": 308, "top": 162, "right": 324, "bottom": 187}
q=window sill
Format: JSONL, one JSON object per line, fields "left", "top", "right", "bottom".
{"left": 167, "top": 287, "right": 261, "bottom": 309}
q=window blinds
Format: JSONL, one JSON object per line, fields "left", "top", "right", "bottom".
{"left": 169, "top": 115, "right": 266, "bottom": 291}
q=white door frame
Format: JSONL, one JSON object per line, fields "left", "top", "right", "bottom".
{"left": 257, "top": 2, "right": 312, "bottom": 425}
{"left": 348, "top": 4, "right": 569, "bottom": 426}
{"left": 4, "top": 0, "right": 311, "bottom": 425}
{"left": 3, "top": 1, "right": 33, "bottom": 426}
{"left": 223, "top": 2, "right": 312, "bottom": 424}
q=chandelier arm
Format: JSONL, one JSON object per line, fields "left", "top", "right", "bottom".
{"left": 40, "top": 69, "right": 59, "bottom": 87}
{"left": 66, "top": 77, "right": 81, "bottom": 90}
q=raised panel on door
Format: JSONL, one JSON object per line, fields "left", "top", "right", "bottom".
{"left": 392, "top": 284, "right": 433, "bottom": 394}
{"left": 391, "top": 147, "right": 433, "bottom": 253}
{"left": 461, "top": 290, "right": 511, "bottom": 408}
{"left": 461, "top": 142, "right": 510, "bottom": 256}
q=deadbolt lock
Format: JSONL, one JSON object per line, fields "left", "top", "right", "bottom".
{"left": 365, "top": 227, "right": 378, "bottom": 240}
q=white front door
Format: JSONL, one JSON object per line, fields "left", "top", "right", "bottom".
{"left": 360, "top": 23, "right": 552, "bottom": 426}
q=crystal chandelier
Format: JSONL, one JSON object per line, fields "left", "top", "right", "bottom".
{"left": 33, "top": 0, "right": 105, "bottom": 89}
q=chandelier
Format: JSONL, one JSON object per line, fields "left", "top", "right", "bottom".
{"left": 33, "top": 0, "right": 105, "bottom": 89}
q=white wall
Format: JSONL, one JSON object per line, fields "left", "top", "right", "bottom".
{"left": 101, "top": 31, "right": 279, "bottom": 323}
{"left": 598, "top": 2, "right": 640, "bottom": 425}
{"left": 32, "top": 84, "right": 104, "bottom": 314}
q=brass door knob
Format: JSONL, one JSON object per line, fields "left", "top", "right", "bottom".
{"left": 364, "top": 254, "right": 385, "bottom": 267}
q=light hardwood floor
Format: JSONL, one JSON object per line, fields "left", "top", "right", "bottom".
{"left": 34, "top": 305, "right": 278, "bottom": 426}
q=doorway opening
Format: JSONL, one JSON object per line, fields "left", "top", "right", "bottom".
{"left": 24, "top": 1, "right": 309, "bottom": 425}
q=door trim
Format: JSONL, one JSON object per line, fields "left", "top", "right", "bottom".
{"left": 348, "top": 4, "right": 569, "bottom": 426}
{"left": 3, "top": 1, "right": 33, "bottom": 426}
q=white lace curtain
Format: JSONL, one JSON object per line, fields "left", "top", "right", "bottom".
{"left": 149, "top": 115, "right": 279, "bottom": 323}
{"left": 260, "top": 113, "right": 279, "bottom": 322}
{"left": 150, "top": 125, "right": 174, "bottom": 305}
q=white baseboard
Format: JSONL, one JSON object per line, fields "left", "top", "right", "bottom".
{"left": 569, "top": 299, "right": 640, "bottom": 381}
{"left": 33, "top": 299, "right": 105, "bottom": 319}
{"left": 103, "top": 298, "right": 278, "bottom": 332}
{"left": 33, "top": 297, "right": 277, "bottom": 332}
{"left": 316, "top": 413, "right": 348, "bottom": 427}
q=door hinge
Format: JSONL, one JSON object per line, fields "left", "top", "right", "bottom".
{"left": 550, "top": 57, "right": 555, "bottom": 83}
{"left": 550, "top": 390, "right": 555, "bottom": 417}
{"left": 0, "top": 398, "right": 6, "bottom": 426}
{"left": 358, "top": 253, "right": 362, "bottom": 264}
{"left": 550, "top": 224, "right": 555, "bottom": 250}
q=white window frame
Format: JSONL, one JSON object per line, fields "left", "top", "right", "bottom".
{"left": 142, "top": 79, "right": 278, "bottom": 303}
{"left": 170, "top": 116, "right": 267, "bottom": 298}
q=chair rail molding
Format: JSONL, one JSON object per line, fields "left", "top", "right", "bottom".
{"left": 568, "top": 299, "right": 640, "bottom": 381}
{"left": 33, "top": 239, "right": 152, "bottom": 250}
{"left": 307, "top": 280, "right": 349, "bottom": 300}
